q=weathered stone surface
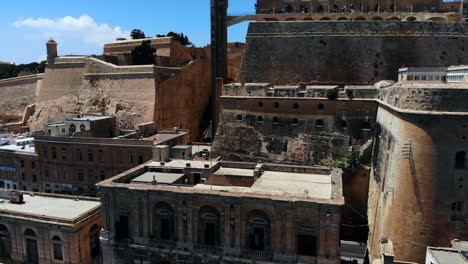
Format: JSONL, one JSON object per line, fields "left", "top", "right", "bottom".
{"left": 240, "top": 21, "right": 468, "bottom": 84}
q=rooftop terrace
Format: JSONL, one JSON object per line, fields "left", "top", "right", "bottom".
{"left": 0, "top": 190, "right": 100, "bottom": 225}
{"left": 98, "top": 160, "right": 343, "bottom": 204}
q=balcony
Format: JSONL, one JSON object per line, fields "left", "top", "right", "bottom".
{"left": 241, "top": 249, "right": 273, "bottom": 261}
{"left": 149, "top": 239, "right": 177, "bottom": 249}
{"left": 194, "top": 244, "right": 224, "bottom": 255}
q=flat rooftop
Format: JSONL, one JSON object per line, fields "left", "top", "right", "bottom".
{"left": 100, "top": 160, "right": 343, "bottom": 204}
{"left": 252, "top": 171, "right": 332, "bottom": 199}
{"left": 131, "top": 172, "right": 185, "bottom": 185}
{"left": 0, "top": 144, "right": 35, "bottom": 153}
{"left": 428, "top": 248, "right": 467, "bottom": 264}
{"left": 0, "top": 192, "right": 100, "bottom": 223}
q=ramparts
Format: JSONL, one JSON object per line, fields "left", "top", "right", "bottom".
{"left": 240, "top": 21, "right": 468, "bottom": 84}
{"left": 0, "top": 74, "right": 42, "bottom": 120}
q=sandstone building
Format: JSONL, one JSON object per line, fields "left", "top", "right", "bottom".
{"left": 0, "top": 189, "right": 102, "bottom": 264}
{"left": 0, "top": 117, "right": 189, "bottom": 195}
{"left": 97, "top": 159, "right": 343, "bottom": 263}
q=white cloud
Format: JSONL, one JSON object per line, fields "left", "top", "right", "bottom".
{"left": 13, "top": 15, "right": 130, "bottom": 46}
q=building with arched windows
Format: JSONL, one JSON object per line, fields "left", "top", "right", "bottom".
{"left": 0, "top": 189, "right": 102, "bottom": 264}
{"left": 97, "top": 159, "right": 344, "bottom": 263}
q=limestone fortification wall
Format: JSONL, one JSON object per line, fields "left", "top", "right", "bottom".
{"left": 0, "top": 74, "right": 42, "bottom": 120}
{"left": 154, "top": 54, "right": 212, "bottom": 142}
{"left": 240, "top": 21, "right": 468, "bottom": 84}
{"left": 368, "top": 102, "right": 468, "bottom": 263}
{"left": 38, "top": 57, "right": 85, "bottom": 102}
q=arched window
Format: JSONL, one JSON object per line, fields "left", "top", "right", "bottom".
{"left": 52, "top": 236, "right": 63, "bottom": 261}
{"left": 24, "top": 229, "right": 39, "bottom": 264}
{"left": 317, "top": 4, "right": 324, "bottom": 12}
{"left": 198, "top": 206, "right": 221, "bottom": 246}
{"left": 455, "top": 151, "right": 467, "bottom": 169}
{"left": 79, "top": 124, "right": 86, "bottom": 132}
{"left": 89, "top": 224, "right": 101, "bottom": 259}
{"left": 273, "top": 117, "right": 279, "bottom": 124}
{"left": 236, "top": 115, "right": 242, "bottom": 121}
{"left": 293, "top": 103, "right": 299, "bottom": 109}
{"left": 246, "top": 210, "right": 271, "bottom": 251}
{"left": 154, "top": 202, "right": 174, "bottom": 241}
{"left": 257, "top": 116, "right": 263, "bottom": 123}
{"left": 315, "top": 119, "right": 324, "bottom": 128}
{"left": 273, "top": 102, "right": 279, "bottom": 109}
{"left": 69, "top": 124, "right": 76, "bottom": 134}
{"left": 0, "top": 225, "right": 10, "bottom": 258}
{"left": 318, "top": 104, "right": 324, "bottom": 110}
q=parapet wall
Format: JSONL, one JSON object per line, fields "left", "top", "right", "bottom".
{"left": 379, "top": 83, "right": 468, "bottom": 112}
{"left": 0, "top": 74, "right": 42, "bottom": 119}
{"left": 240, "top": 21, "right": 468, "bottom": 84}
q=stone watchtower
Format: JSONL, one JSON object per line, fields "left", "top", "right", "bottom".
{"left": 46, "top": 38, "right": 57, "bottom": 64}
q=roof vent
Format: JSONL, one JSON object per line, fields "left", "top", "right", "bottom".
{"left": 204, "top": 164, "right": 209, "bottom": 169}
{"left": 160, "top": 161, "right": 165, "bottom": 166}
{"left": 186, "top": 163, "right": 191, "bottom": 168}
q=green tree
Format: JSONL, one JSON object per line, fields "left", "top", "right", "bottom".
{"left": 167, "top": 32, "right": 193, "bottom": 46}
{"left": 131, "top": 29, "right": 146, "bottom": 40}
{"left": 132, "top": 40, "right": 156, "bottom": 65}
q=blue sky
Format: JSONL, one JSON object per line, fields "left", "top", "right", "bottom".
{"left": 0, "top": 0, "right": 256, "bottom": 64}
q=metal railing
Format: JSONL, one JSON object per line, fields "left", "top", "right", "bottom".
{"left": 194, "top": 244, "right": 224, "bottom": 255}
{"left": 149, "top": 239, "right": 177, "bottom": 249}
{"left": 241, "top": 249, "right": 273, "bottom": 261}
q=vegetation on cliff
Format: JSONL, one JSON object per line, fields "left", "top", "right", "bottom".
{"left": 0, "top": 61, "right": 46, "bottom": 79}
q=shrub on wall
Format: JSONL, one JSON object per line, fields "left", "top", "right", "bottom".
{"left": 346, "top": 89, "right": 354, "bottom": 99}
{"left": 326, "top": 87, "right": 339, "bottom": 100}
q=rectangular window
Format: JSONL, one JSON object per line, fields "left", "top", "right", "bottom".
{"left": 455, "top": 151, "right": 466, "bottom": 169}
{"left": 31, "top": 161, "right": 35, "bottom": 169}
{"left": 53, "top": 243, "right": 63, "bottom": 260}
{"left": 45, "top": 167, "right": 49, "bottom": 178}
{"left": 43, "top": 148, "right": 48, "bottom": 159}
{"left": 451, "top": 201, "right": 464, "bottom": 222}
{"left": 100, "top": 170, "right": 105, "bottom": 181}
{"left": 137, "top": 152, "right": 144, "bottom": 164}
{"left": 128, "top": 152, "right": 134, "bottom": 164}
{"left": 99, "top": 150, "right": 104, "bottom": 162}
{"left": 297, "top": 234, "right": 317, "bottom": 256}
{"left": 117, "top": 151, "right": 123, "bottom": 163}
{"left": 88, "top": 150, "right": 94, "bottom": 162}
{"left": 88, "top": 169, "right": 95, "bottom": 181}
{"left": 52, "top": 147, "right": 57, "bottom": 159}
{"left": 32, "top": 174, "right": 37, "bottom": 183}
{"left": 20, "top": 160, "right": 24, "bottom": 168}
{"left": 78, "top": 169, "right": 84, "bottom": 181}
{"left": 61, "top": 148, "right": 67, "bottom": 160}
{"left": 77, "top": 149, "right": 82, "bottom": 161}
{"left": 63, "top": 168, "right": 69, "bottom": 181}
{"left": 415, "top": 76, "right": 420, "bottom": 81}
{"left": 54, "top": 167, "right": 58, "bottom": 178}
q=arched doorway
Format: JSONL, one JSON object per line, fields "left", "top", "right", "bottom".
{"left": 198, "top": 206, "right": 222, "bottom": 246}
{"left": 333, "top": 4, "right": 339, "bottom": 12}
{"left": 285, "top": 4, "right": 293, "bottom": 13}
{"left": 24, "top": 229, "right": 39, "bottom": 264}
{"left": 0, "top": 225, "right": 10, "bottom": 259}
{"left": 154, "top": 202, "right": 175, "bottom": 241}
{"left": 52, "top": 236, "right": 63, "bottom": 261}
{"left": 246, "top": 210, "right": 271, "bottom": 251}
